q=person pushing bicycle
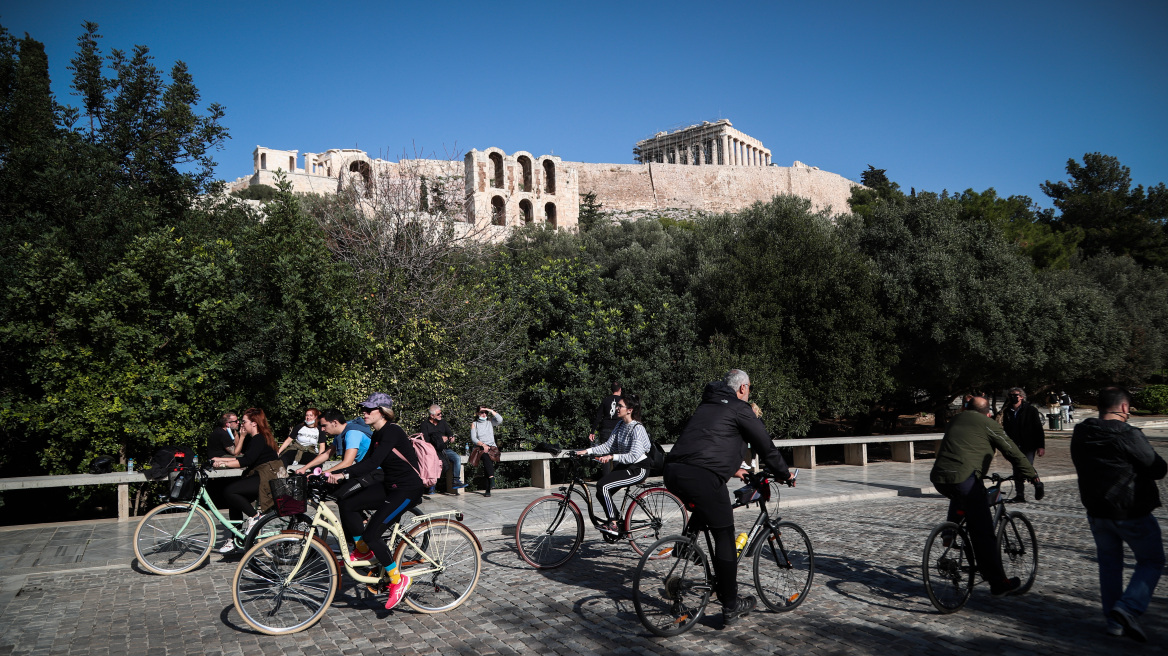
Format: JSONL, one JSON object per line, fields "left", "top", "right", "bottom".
{"left": 663, "top": 369, "right": 794, "bottom": 629}
{"left": 930, "top": 394, "right": 1041, "bottom": 597}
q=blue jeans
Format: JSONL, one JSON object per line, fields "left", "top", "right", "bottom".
{"left": 1088, "top": 514, "right": 1164, "bottom": 624}
{"left": 443, "top": 448, "right": 462, "bottom": 481}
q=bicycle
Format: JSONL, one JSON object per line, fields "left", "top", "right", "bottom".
{"left": 133, "top": 464, "right": 314, "bottom": 575}
{"left": 632, "top": 469, "right": 812, "bottom": 637}
{"left": 921, "top": 473, "right": 1040, "bottom": 613}
{"left": 231, "top": 474, "right": 482, "bottom": 635}
{"left": 514, "top": 444, "right": 688, "bottom": 568}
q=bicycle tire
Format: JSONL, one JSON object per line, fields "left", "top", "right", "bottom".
{"left": 232, "top": 534, "right": 338, "bottom": 635}
{"left": 515, "top": 495, "right": 584, "bottom": 568}
{"left": 625, "top": 488, "right": 688, "bottom": 558}
{"left": 243, "top": 511, "right": 316, "bottom": 562}
{"left": 922, "top": 521, "right": 974, "bottom": 613}
{"left": 632, "top": 535, "right": 711, "bottom": 637}
{"left": 133, "top": 502, "right": 216, "bottom": 575}
{"left": 997, "top": 511, "right": 1037, "bottom": 593}
{"left": 753, "top": 520, "right": 814, "bottom": 612}
{"left": 393, "top": 519, "right": 482, "bottom": 613}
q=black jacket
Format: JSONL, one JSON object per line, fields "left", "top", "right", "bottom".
{"left": 665, "top": 381, "right": 790, "bottom": 482}
{"left": 1071, "top": 417, "right": 1167, "bottom": 520}
{"left": 1000, "top": 401, "right": 1045, "bottom": 452}
{"left": 591, "top": 394, "right": 622, "bottom": 437}
{"left": 415, "top": 418, "right": 454, "bottom": 454}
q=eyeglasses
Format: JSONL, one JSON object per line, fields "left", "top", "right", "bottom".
{"left": 431, "top": 413, "right": 443, "bottom": 418}
{"left": 359, "top": 407, "right": 376, "bottom": 415}
{"left": 227, "top": 419, "right": 239, "bottom": 423}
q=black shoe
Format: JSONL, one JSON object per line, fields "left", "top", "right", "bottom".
{"left": 1110, "top": 607, "right": 1148, "bottom": 643}
{"left": 483, "top": 490, "right": 491, "bottom": 497}
{"left": 721, "top": 595, "right": 756, "bottom": 628}
{"left": 990, "top": 576, "right": 1021, "bottom": 597}
{"left": 1007, "top": 496, "right": 1026, "bottom": 504}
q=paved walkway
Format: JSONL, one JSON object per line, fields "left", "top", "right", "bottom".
{"left": 2, "top": 419, "right": 1167, "bottom": 654}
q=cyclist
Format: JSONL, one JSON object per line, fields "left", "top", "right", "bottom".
{"left": 325, "top": 393, "right": 424, "bottom": 611}
{"left": 663, "top": 369, "right": 794, "bottom": 629}
{"left": 930, "top": 394, "right": 1040, "bottom": 597}
{"left": 210, "top": 407, "right": 284, "bottom": 553}
{"left": 574, "top": 393, "right": 651, "bottom": 534}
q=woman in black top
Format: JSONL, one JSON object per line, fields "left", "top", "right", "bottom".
{"left": 326, "top": 392, "right": 424, "bottom": 610}
{"left": 211, "top": 407, "right": 283, "bottom": 553}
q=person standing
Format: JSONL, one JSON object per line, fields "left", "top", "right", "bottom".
{"left": 930, "top": 395, "right": 1039, "bottom": 598}
{"left": 1060, "top": 391, "right": 1074, "bottom": 424}
{"left": 469, "top": 406, "right": 503, "bottom": 497}
{"left": 1071, "top": 386, "right": 1166, "bottom": 642}
{"left": 415, "top": 404, "right": 466, "bottom": 494}
{"left": 588, "top": 382, "right": 622, "bottom": 477}
{"left": 999, "top": 388, "right": 1046, "bottom": 502}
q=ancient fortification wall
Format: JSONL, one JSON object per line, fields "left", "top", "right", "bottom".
{"left": 577, "top": 161, "right": 857, "bottom": 217}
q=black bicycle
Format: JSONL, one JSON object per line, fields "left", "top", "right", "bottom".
{"left": 632, "top": 469, "right": 813, "bottom": 637}
{"left": 515, "top": 444, "right": 688, "bottom": 568}
{"left": 921, "top": 473, "right": 1040, "bottom": 613}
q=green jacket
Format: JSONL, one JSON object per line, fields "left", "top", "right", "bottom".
{"left": 931, "top": 410, "right": 1038, "bottom": 486}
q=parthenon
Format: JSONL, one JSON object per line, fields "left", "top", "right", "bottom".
{"left": 632, "top": 119, "right": 771, "bottom": 167}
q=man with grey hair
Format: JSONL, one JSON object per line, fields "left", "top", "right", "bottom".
{"left": 1000, "top": 387, "right": 1045, "bottom": 502}
{"left": 416, "top": 404, "right": 465, "bottom": 494}
{"left": 664, "top": 369, "right": 794, "bottom": 629}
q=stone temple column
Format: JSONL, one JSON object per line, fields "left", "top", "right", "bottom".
{"left": 721, "top": 135, "right": 729, "bottom": 165}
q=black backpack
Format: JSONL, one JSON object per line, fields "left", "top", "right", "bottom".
{"left": 646, "top": 440, "right": 666, "bottom": 476}
{"left": 88, "top": 456, "right": 114, "bottom": 475}
{"left": 145, "top": 444, "right": 195, "bottom": 481}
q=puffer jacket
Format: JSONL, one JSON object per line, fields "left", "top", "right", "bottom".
{"left": 665, "top": 380, "right": 790, "bottom": 481}
{"left": 1071, "top": 417, "right": 1167, "bottom": 520}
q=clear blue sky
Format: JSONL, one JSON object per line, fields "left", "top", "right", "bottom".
{"left": 6, "top": 1, "right": 1166, "bottom": 207}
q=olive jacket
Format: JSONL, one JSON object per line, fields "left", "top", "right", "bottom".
{"left": 931, "top": 409, "right": 1038, "bottom": 486}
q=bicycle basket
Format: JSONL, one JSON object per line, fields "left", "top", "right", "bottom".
{"left": 168, "top": 469, "right": 196, "bottom": 501}
{"left": 270, "top": 476, "right": 308, "bottom": 517}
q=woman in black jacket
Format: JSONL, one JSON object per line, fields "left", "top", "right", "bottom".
{"left": 326, "top": 392, "right": 424, "bottom": 611}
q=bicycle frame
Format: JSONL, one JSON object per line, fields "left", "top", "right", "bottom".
{"left": 693, "top": 479, "right": 792, "bottom": 572}
{"left": 282, "top": 492, "right": 458, "bottom": 587}
{"left": 556, "top": 456, "right": 655, "bottom": 531}
{"left": 164, "top": 470, "right": 247, "bottom": 542}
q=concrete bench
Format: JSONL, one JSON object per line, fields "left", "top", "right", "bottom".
{"left": 772, "top": 434, "right": 944, "bottom": 469}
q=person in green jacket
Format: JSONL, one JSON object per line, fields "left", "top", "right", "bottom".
{"left": 931, "top": 395, "right": 1041, "bottom": 597}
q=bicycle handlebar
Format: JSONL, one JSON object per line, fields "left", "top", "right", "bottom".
{"left": 985, "top": 472, "right": 1045, "bottom": 501}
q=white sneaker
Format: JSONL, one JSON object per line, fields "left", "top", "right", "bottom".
{"left": 218, "top": 540, "right": 237, "bottom": 554}
{"left": 242, "top": 514, "right": 260, "bottom": 535}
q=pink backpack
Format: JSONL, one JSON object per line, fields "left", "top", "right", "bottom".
{"left": 394, "top": 433, "right": 443, "bottom": 487}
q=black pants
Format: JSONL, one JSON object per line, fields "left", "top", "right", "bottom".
{"left": 336, "top": 474, "right": 387, "bottom": 544}
{"left": 664, "top": 462, "right": 738, "bottom": 607}
{"left": 363, "top": 483, "right": 426, "bottom": 567}
{"left": 222, "top": 475, "right": 260, "bottom": 521}
{"left": 596, "top": 464, "right": 647, "bottom": 521}
{"left": 935, "top": 474, "right": 1006, "bottom": 585}
{"left": 1014, "top": 451, "right": 1036, "bottom": 499}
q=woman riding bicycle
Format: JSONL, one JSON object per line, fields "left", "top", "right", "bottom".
{"left": 210, "top": 407, "right": 284, "bottom": 553}
{"left": 574, "top": 392, "right": 651, "bottom": 535}
{"left": 325, "top": 392, "right": 424, "bottom": 611}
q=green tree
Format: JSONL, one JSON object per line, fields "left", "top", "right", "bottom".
{"left": 848, "top": 165, "right": 905, "bottom": 218}
{"left": 1041, "top": 153, "right": 1168, "bottom": 268}
{"left": 577, "top": 191, "right": 607, "bottom": 232}
{"left": 956, "top": 188, "right": 1080, "bottom": 270}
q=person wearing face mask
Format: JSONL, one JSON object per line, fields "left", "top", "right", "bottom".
{"left": 469, "top": 407, "right": 503, "bottom": 497}
{"left": 999, "top": 388, "right": 1046, "bottom": 503}
{"left": 278, "top": 408, "right": 326, "bottom": 468}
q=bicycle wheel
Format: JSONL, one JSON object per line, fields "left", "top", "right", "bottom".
{"left": 515, "top": 495, "right": 584, "bottom": 568}
{"left": 997, "top": 511, "right": 1037, "bottom": 593}
{"left": 625, "top": 488, "right": 688, "bottom": 558}
{"left": 753, "top": 520, "right": 814, "bottom": 612}
{"left": 243, "top": 510, "right": 316, "bottom": 562}
{"left": 632, "top": 535, "right": 711, "bottom": 637}
{"left": 232, "top": 534, "right": 338, "bottom": 635}
{"left": 133, "top": 502, "right": 216, "bottom": 575}
{"left": 922, "top": 521, "right": 974, "bottom": 613}
{"left": 393, "top": 519, "right": 481, "bottom": 613}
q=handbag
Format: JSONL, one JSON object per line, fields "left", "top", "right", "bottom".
{"left": 468, "top": 446, "right": 483, "bottom": 468}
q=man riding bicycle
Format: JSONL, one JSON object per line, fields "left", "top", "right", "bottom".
{"left": 663, "top": 369, "right": 794, "bottom": 628}
{"left": 931, "top": 394, "right": 1040, "bottom": 597}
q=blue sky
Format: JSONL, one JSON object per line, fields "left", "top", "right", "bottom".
{"left": 5, "top": 1, "right": 1166, "bottom": 207}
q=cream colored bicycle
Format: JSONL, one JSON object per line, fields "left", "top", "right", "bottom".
{"left": 231, "top": 475, "right": 482, "bottom": 635}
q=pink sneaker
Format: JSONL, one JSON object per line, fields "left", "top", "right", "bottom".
{"left": 384, "top": 575, "right": 413, "bottom": 610}
{"left": 349, "top": 549, "right": 375, "bottom": 564}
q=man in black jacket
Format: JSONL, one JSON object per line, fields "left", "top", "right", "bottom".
{"left": 665, "top": 369, "right": 793, "bottom": 629}
{"left": 588, "top": 381, "right": 622, "bottom": 477}
{"left": 1071, "top": 386, "right": 1166, "bottom": 642}
{"left": 415, "top": 404, "right": 465, "bottom": 494}
{"left": 1000, "top": 387, "right": 1045, "bottom": 502}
